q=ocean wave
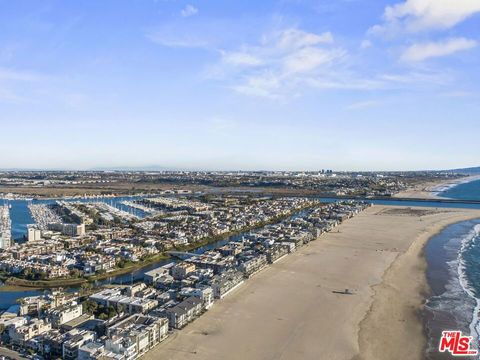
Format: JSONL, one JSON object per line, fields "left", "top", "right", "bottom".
{"left": 424, "top": 223, "right": 480, "bottom": 357}
{"left": 432, "top": 176, "right": 480, "bottom": 198}
{"left": 458, "top": 224, "right": 480, "bottom": 351}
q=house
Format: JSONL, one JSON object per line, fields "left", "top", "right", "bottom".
{"left": 143, "top": 264, "right": 172, "bottom": 285}
{"left": 62, "top": 329, "right": 96, "bottom": 360}
{"left": 171, "top": 262, "right": 196, "bottom": 280}
{"left": 210, "top": 270, "right": 244, "bottom": 299}
{"left": 105, "top": 315, "right": 169, "bottom": 359}
{"left": 48, "top": 303, "right": 83, "bottom": 328}
{"left": 78, "top": 341, "right": 125, "bottom": 360}
{"left": 238, "top": 254, "right": 267, "bottom": 278}
{"left": 9, "top": 318, "right": 52, "bottom": 345}
{"left": 164, "top": 297, "right": 203, "bottom": 329}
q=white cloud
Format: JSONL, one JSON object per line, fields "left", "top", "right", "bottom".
{"left": 360, "top": 40, "right": 372, "bottom": 49}
{"left": 380, "top": 71, "right": 452, "bottom": 85}
{"left": 400, "top": 37, "right": 477, "bottom": 62}
{"left": 283, "top": 47, "right": 345, "bottom": 74}
{"left": 371, "top": 0, "right": 480, "bottom": 34}
{"left": 210, "top": 28, "right": 345, "bottom": 98}
{"left": 181, "top": 5, "right": 198, "bottom": 18}
{"left": 209, "top": 26, "right": 453, "bottom": 98}
{"left": 274, "top": 29, "right": 334, "bottom": 50}
{"left": 147, "top": 30, "right": 207, "bottom": 48}
{"left": 222, "top": 51, "right": 263, "bottom": 67}
{"left": 232, "top": 72, "right": 283, "bottom": 99}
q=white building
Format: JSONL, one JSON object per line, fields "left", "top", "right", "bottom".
{"left": 48, "top": 303, "right": 83, "bottom": 328}
{"left": 106, "top": 315, "right": 169, "bottom": 359}
{"left": 180, "top": 286, "right": 214, "bottom": 310}
{"left": 0, "top": 205, "right": 12, "bottom": 249}
{"left": 78, "top": 342, "right": 125, "bottom": 360}
{"left": 47, "top": 222, "right": 86, "bottom": 237}
{"left": 27, "top": 227, "right": 42, "bottom": 242}
{"left": 9, "top": 318, "right": 52, "bottom": 345}
{"left": 63, "top": 329, "right": 96, "bottom": 360}
{"left": 89, "top": 288, "right": 158, "bottom": 314}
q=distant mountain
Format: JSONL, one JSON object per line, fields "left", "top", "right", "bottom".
{"left": 448, "top": 166, "right": 480, "bottom": 174}
{"left": 88, "top": 165, "right": 178, "bottom": 172}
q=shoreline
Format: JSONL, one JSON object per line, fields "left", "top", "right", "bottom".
{"left": 357, "top": 209, "right": 480, "bottom": 360}
{"left": 394, "top": 175, "right": 480, "bottom": 200}
{"left": 143, "top": 205, "right": 480, "bottom": 360}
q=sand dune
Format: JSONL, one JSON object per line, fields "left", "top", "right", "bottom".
{"left": 144, "top": 205, "right": 480, "bottom": 360}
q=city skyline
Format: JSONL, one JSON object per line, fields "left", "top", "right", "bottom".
{"left": 1, "top": 0, "right": 479, "bottom": 171}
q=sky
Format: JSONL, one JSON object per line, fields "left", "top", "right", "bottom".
{"left": 0, "top": 0, "right": 479, "bottom": 171}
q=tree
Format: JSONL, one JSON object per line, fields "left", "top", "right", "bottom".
{"left": 80, "top": 282, "right": 93, "bottom": 293}
{"left": 82, "top": 300, "right": 98, "bottom": 315}
{"left": 107, "top": 305, "right": 117, "bottom": 319}
{"left": 116, "top": 304, "right": 125, "bottom": 315}
{"left": 70, "top": 268, "right": 82, "bottom": 278}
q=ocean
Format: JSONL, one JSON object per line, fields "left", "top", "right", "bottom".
{"left": 438, "top": 178, "right": 480, "bottom": 201}
{"left": 424, "top": 179, "right": 480, "bottom": 359}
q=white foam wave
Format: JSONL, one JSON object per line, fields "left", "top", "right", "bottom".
{"left": 431, "top": 175, "right": 480, "bottom": 198}
{"left": 457, "top": 224, "right": 480, "bottom": 351}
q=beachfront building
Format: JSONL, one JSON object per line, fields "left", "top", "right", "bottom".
{"left": 238, "top": 254, "right": 268, "bottom": 278}
{"left": 164, "top": 297, "right": 203, "bottom": 329}
{"left": 105, "top": 314, "right": 169, "bottom": 359}
{"left": 266, "top": 244, "right": 290, "bottom": 263}
{"left": 211, "top": 269, "right": 245, "bottom": 299}
{"left": 179, "top": 286, "right": 214, "bottom": 310}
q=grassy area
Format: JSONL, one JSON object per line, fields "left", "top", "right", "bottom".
{"left": 0, "top": 284, "right": 41, "bottom": 292}
{"left": 2, "top": 276, "right": 87, "bottom": 290}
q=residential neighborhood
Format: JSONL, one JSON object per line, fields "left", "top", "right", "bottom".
{"left": 0, "top": 198, "right": 369, "bottom": 359}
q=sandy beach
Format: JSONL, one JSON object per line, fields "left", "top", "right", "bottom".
{"left": 144, "top": 205, "right": 480, "bottom": 360}
{"left": 393, "top": 181, "right": 443, "bottom": 199}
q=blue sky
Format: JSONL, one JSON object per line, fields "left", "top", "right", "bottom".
{"left": 0, "top": 0, "right": 479, "bottom": 171}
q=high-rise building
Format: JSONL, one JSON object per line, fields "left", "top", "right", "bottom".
{"left": 28, "top": 227, "right": 43, "bottom": 242}
{"left": 0, "top": 205, "right": 12, "bottom": 249}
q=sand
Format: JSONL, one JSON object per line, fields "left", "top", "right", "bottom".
{"left": 393, "top": 181, "right": 444, "bottom": 199}
{"left": 144, "top": 205, "right": 480, "bottom": 360}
